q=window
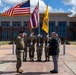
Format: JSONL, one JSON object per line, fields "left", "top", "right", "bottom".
{"left": 70, "top": 31, "right": 72, "bottom": 39}
{"left": 6, "top": 31, "right": 10, "bottom": 40}
{"left": 70, "top": 22, "right": 76, "bottom": 28}
{"left": 24, "top": 21, "right": 28, "bottom": 28}
{"left": 49, "top": 21, "right": 55, "bottom": 34}
{"left": 35, "top": 28, "right": 39, "bottom": 36}
{"left": 13, "top": 21, "right": 21, "bottom": 28}
{"left": 6, "top": 23, "right": 10, "bottom": 28}
{"left": 17, "top": 31, "right": 20, "bottom": 35}
{"left": 2, "top": 31, "right": 5, "bottom": 40}
{"left": 13, "top": 31, "right": 17, "bottom": 39}
{"left": 58, "top": 21, "right": 67, "bottom": 38}
{"left": 34, "top": 22, "right": 44, "bottom": 36}
{"left": 1, "top": 22, "right": 5, "bottom": 28}
{"left": 18, "top": 23, "right": 21, "bottom": 27}
{"left": 13, "top": 22, "right": 16, "bottom": 28}
{"left": 70, "top": 22, "right": 73, "bottom": 27}
{"left": 2, "top": 30, "right": 10, "bottom": 40}
{"left": 1, "top": 21, "right": 10, "bottom": 28}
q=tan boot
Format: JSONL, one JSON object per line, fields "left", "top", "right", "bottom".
{"left": 31, "top": 57, "right": 34, "bottom": 61}
{"left": 16, "top": 69, "right": 23, "bottom": 73}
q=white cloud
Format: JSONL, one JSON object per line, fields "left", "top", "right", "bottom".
{"left": 2, "top": 0, "right": 26, "bottom": 5}
{"left": 62, "top": 0, "right": 72, "bottom": 5}
{"left": 30, "top": 0, "right": 48, "bottom": 13}
{"left": 68, "top": 7, "right": 76, "bottom": 16}
{"left": 0, "top": 0, "right": 64, "bottom": 13}
{"left": 30, "top": 0, "right": 64, "bottom": 13}
{"left": 1, "top": 6, "right": 10, "bottom": 13}
{"left": 51, "top": 8, "right": 65, "bottom": 12}
{"left": 62, "top": 0, "right": 76, "bottom": 15}
{"left": 0, "top": 0, "right": 4, "bottom": 7}
{"left": 62, "top": 0, "right": 76, "bottom": 6}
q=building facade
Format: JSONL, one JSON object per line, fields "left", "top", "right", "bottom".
{"left": 0, "top": 13, "right": 76, "bottom": 41}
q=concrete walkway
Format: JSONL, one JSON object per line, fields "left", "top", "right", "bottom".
{"left": 0, "top": 45, "right": 76, "bottom": 75}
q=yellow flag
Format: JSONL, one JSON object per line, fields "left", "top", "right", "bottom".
{"left": 42, "top": 5, "right": 48, "bottom": 33}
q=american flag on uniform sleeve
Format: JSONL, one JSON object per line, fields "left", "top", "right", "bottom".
{"left": 2, "top": 0, "right": 30, "bottom": 16}
{"left": 29, "top": 2, "right": 39, "bottom": 29}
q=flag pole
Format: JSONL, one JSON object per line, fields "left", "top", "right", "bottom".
{"left": 38, "top": 0, "right": 40, "bottom": 47}
{"left": 46, "top": 1, "right": 49, "bottom": 36}
{"left": 38, "top": 0, "right": 40, "bottom": 34}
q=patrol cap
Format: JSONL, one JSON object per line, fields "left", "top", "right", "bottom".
{"left": 19, "top": 31, "right": 24, "bottom": 33}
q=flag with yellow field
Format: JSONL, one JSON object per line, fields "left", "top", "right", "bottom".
{"left": 42, "top": 5, "right": 49, "bottom": 33}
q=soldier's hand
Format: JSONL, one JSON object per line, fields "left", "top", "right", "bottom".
{"left": 46, "top": 46, "right": 50, "bottom": 48}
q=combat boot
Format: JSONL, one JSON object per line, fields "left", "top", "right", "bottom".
{"left": 48, "top": 57, "right": 50, "bottom": 61}
{"left": 45, "top": 58, "right": 47, "bottom": 61}
{"left": 31, "top": 58, "right": 34, "bottom": 61}
{"left": 16, "top": 69, "right": 23, "bottom": 73}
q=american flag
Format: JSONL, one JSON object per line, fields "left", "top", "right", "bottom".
{"left": 29, "top": 2, "right": 39, "bottom": 29}
{"left": 2, "top": 0, "right": 30, "bottom": 16}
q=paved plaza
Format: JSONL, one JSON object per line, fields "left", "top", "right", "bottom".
{"left": 0, "top": 44, "right": 76, "bottom": 75}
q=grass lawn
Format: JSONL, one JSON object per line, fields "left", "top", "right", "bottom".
{"left": 69, "top": 41, "right": 76, "bottom": 45}
{"left": 0, "top": 41, "right": 76, "bottom": 45}
{"left": 0, "top": 41, "right": 10, "bottom": 45}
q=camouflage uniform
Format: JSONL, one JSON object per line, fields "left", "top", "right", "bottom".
{"left": 15, "top": 35, "right": 25, "bottom": 71}
{"left": 44, "top": 36, "right": 51, "bottom": 61}
{"left": 23, "top": 36, "right": 29, "bottom": 61}
{"left": 28, "top": 36, "right": 36, "bottom": 61}
{"left": 36, "top": 35, "right": 44, "bottom": 61}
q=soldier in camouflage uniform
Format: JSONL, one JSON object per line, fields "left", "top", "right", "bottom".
{"left": 23, "top": 33, "right": 28, "bottom": 61}
{"left": 15, "top": 31, "right": 25, "bottom": 73}
{"left": 44, "top": 34, "right": 51, "bottom": 61}
{"left": 28, "top": 32, "right": 36, "bottom": 61}
{"left": 36, "top": 34, "right": 44, "bottom": 61}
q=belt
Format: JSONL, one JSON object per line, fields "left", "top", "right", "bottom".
{"left": 16, "top": 48, "right": 24, "bottom": 50}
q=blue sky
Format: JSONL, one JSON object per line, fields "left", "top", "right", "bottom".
{"left": 43, "top": 0, "right": 73, "bottom": 12}
{"left": 46, "top": 0, "right": 72, "bottom": 11}
{"left": 0, "top": 0, "right": 76, "bottom": 16}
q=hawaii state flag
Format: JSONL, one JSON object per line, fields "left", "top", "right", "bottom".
{"left": 29, "top": 2, "right": 39, "bottom": 29}
{"left": 2, "top": 0, "right": 30, "bottom": 16}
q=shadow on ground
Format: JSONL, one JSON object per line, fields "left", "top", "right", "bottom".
{"left": 0, "top": 71, "right": 16, "bottom": 74}
{"left": 1, "top": 71, "right": 51, "bottom": 75}
{"left": 16, "top": 72, "right": 50, "bottom": 75}
{"left": 0, "top": 60, "right": 16, "bottom": 64}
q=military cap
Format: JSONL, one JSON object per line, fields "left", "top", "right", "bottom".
{"left": 19, "top": 31, "right": 24, "bottom": 33}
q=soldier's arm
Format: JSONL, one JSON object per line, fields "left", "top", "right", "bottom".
{"left": 17, "top": 36, "right": 24, "bottom": 49}
{"left": 34, "top": 37, "right": 37, "bottom": 43}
